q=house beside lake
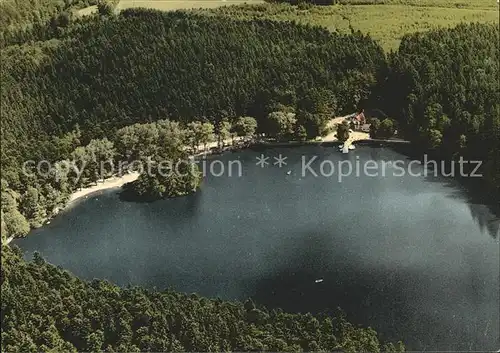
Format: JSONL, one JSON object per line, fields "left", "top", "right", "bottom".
{"left": 347, "top": 110, "right": 369, "bottom": 131}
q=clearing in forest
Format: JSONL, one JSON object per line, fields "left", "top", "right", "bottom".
{"left": 115, "top": 0, "right": 264, "bottom": 11}
{"left": 202, "top": 0, "right": 500, "bottom": 51}
{"left": 116, "top": 0, "right": 498, "bottom": 51}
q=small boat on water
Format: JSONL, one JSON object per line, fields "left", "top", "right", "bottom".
{"left": 315, "top": 279, "right": 324, "bottom": 283}
{"left": 339, "top": 144, "right": 344, "bottom": 149}
{"left": 342, "top": 145, "right": 349, "bottom": 153}
{"left": 286, "top": 170, "right": 292, "bottom": 175}
{"left": 349, "top": 144, "right": 356, "bottom": 150}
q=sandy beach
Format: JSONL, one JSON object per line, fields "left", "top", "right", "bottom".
{"left": 67, "top": 172, "right": 141, "bottom": 203}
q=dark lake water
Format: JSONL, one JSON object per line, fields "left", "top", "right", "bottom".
{"left": 15, "top": 145, "right": 500, "bottom": 351}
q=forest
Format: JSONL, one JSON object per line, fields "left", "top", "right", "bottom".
{"left": 0, "top": 2, "right": 498, "bottom": 350}
{"left": 202, "top": 1, "right": 498, "bottom": 52}
{"left": 384, "top": 23, "right": 499, "bottom": 192}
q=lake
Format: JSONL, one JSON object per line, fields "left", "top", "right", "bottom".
{"left": 15, "top": 145, "right": 500, "bottom": 351}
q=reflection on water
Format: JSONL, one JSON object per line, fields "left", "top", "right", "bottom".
{"left": 467, "top": 203, "right": 499, "bottom": 239}
{"left": 15, "top": 146, "right": 500, "bottom": 351}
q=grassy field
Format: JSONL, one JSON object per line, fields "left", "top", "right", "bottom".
{"left": 115, "top": 0, "right": 264, "bottom": 11}
{"left": 76, "top": 5, "right": 98, "bottom": 16}
{"left": 113, "top": 0, "right": 498, "bottom": 51}
{"left": 201, "top": 0, "right": 499, "bottom": 51}
{"left": 330, "top": 0, "right": 496, "bottom": 8}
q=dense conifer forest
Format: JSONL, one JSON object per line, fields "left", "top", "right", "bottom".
{"left": 384, "top": 23, "right": 499, "bottom": 193}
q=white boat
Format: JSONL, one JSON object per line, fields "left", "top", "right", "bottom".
{"left": 349, "top": 144, "right": 356, "bottom": 150}
{"left": 315, "top": 279, "right": 324, "bottom": 283}
{"left": 286, "top": 170, "right": 291, "bottom": 175}
{"left": 338, "top": 144, "right": 344, "bottom": 149}
{"left": 342, "top": 145, "right": 349, "bottom": 153}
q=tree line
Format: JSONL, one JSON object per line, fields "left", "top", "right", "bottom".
{"left": 263, "top": 0, "right": 391, "bottom": 5}
{"left": 382, "top": 23, "right": 499, "bottom": 195}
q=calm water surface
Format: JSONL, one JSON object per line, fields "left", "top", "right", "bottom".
{"left": 16, "top": 146, "right": 500, "bottom": 351}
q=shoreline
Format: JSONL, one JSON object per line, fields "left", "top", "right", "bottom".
{"left": 67, "top": 139, "right": 250, "bottom": 205}
{"left": 4, "top": 140, "right": 247, "bottom": 245}
{"left": 65, "top": 135, "right": 409, "bottom": 207}
{"left": 68, "top": 172, "right": 141, "bottom": 204}
{"left": 4, "top": 118, "right": 403, "bottom": 245}
{"left": 4, "top": 174, "right": 142, "bottom": 246}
